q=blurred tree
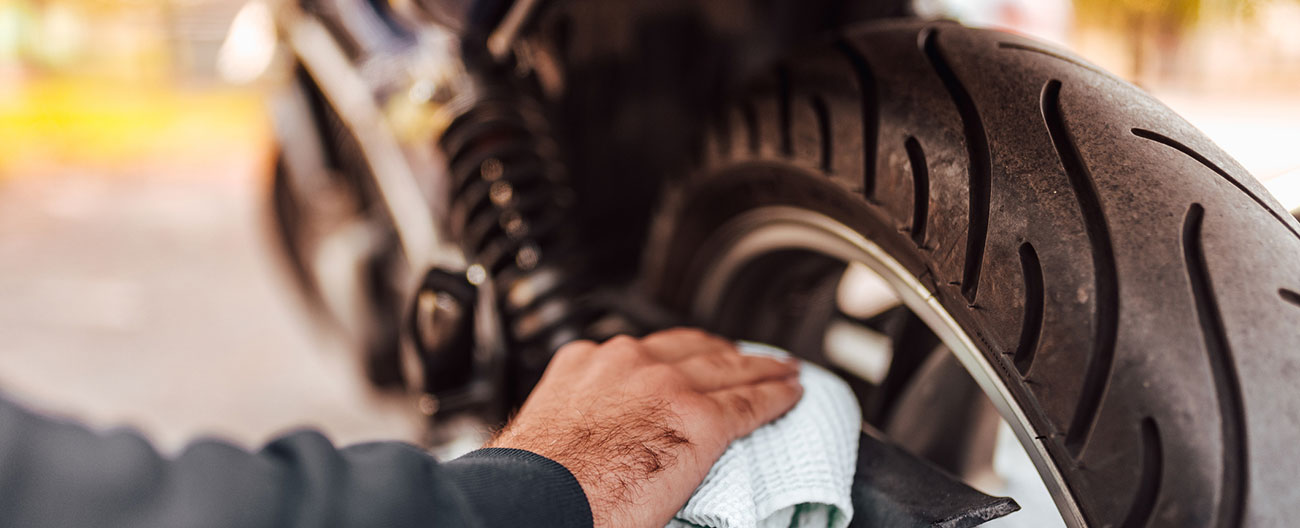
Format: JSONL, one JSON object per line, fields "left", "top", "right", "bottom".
{"left": 1073, "top": 0, "right": 1263, "bottom": 82}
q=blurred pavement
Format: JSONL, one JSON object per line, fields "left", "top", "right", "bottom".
{"left": 0, "top": 85, "right": 422, "bottom": 452}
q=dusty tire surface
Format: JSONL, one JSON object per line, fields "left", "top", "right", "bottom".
{"left": 649, "top": 19, "right": 1300, "bottom": 527}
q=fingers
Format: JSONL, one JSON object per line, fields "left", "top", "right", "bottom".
{"left": 554, "top": 339, "right": 598, "bottom": 359}
{"left": 547, "top": 339, "right": 599, "bottom": 371}
{"left": 639, "top": 328, "right": 736, "bottom": 362}
{"left": 708, "top": 376, "right": 804, "bottom": 439}
{"left": 675, "top": 353, "right": 799, "bottom": 391}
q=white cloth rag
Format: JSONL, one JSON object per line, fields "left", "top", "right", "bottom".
{"left": 667, "top": 342, "right": 861, "bottom": 528}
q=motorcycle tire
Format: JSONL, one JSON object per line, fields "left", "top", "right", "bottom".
{"left": 645, "top": 19, "right": 1300, "bottom": 528}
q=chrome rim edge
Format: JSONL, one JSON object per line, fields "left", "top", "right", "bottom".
{"left": 689, "top": 205, "right": 1086, "bottom": 528}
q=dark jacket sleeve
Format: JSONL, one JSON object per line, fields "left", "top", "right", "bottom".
{"left": 0, "top": 394, "right": 592, "bottom": 528}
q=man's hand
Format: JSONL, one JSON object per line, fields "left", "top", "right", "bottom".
{"left": 488, "top": 329, "right": 803, "bottom": 527}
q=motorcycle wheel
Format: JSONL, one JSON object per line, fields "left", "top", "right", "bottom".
{"left": 643, "top": 19, "right": 1300, "bottom": 527}
{"left": 267, "top": 66, "right": 408, "bottom": 388}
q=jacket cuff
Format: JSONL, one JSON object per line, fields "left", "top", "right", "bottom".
{"left": 442, "top": 447, "right": 593, "bottom": 528}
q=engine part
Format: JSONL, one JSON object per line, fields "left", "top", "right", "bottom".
{"left": 438, "top": 49, "right": 610, "bottom": 407}
{"left": 408, "top": 267, "right": 482, "bottom": 413}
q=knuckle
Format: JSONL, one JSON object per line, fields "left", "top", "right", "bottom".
{"left": 649, "top": 328, "right": 731, "bottom": 352}
{"left": 602, "top": 335, "right": 647, "bottom": 358}
{"left": 604, "top": 334, "right": 639, "bottom": 347}
{"left": 553, "top": 340, "right": 595, "bottom": 362}
{"left": 604, "top": 334, "right": 641, "bottom": 351}
{"left": 663, "top": 392, "right": 704, "bottom": 421}
{"left": 727, "top": 393, "right": 757, "bottom": 420}
{"left": 701, "top": 331, "right": 737, "bottom": 350}
{"left": 682, "top": 328, "right": 734, "bottom": 351}
{"left": 662, "top": 327, "right": 710, "bottom": 341}
{"left": 703, "top": 352, "right": 741, "bottom": 371}
{"left": 653, "top": 326, "right": 695, "bottom": 337}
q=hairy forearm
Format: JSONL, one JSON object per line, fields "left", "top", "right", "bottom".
{"left": 484, "top": 330, "right": 801, "bottom": 528}
{"left": 490, "top": 397, "right": 692, "bottom": 525}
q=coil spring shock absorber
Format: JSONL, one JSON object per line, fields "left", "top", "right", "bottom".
{"left": 438, "top": 66, "right": 606, "bottom": 408}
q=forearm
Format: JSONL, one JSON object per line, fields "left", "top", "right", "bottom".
{"left": 0, "top": 394, "right": 590, "bottom": 528}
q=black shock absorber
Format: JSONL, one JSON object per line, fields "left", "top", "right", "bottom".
{"left": 438, "top": 62, "right": 607, "bottom": 408}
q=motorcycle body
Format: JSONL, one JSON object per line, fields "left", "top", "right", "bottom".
{"left": 267, "top": 0, "right": 1300, "bottom": 526}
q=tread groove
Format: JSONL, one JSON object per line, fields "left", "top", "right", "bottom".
{"left": 1120, "top": 417, "right": 1164, "bottom": 528}
{"left": 742, "top": 100, "right": 760, "bottom": 155}
{"left": 1281, "top": 288, "right": 1300, "bottom": 307}
{"left": 777, "top": 66, "right": 793, "bottom": 157}
{"left": 1041, "top": 79, "right": 1120, "bottom": 456}
{"left": 904, "top": 136, "right": 929, "bottom": 245}
{"left": 998, "top": 41, "right": 1107, "bottom": 75}
{"left": 834, "top": 40, "right": 880, "bottom": 200}
{"left": 1014, "top": 241, "right": 1044, "bottom": 375}
{"left": 1180, "top": 203, "right": 1248, "bottom": 528}
{"left": 921, "top": 27, "right": 991, "bottom": 304}
{"left": 713, "top": 108, "right": 732, "bottom": 159}
{"left": 811, "top": 95, "right": 833, "bottom": 173}
{"left": 1133, "top": 128, "right": 1300, "bottom": 240}
{"left": 685, "top": 23, "right": 1288, "bottom": 528}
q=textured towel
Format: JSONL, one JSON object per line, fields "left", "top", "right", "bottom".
{"left": 668, "top": 342, "right": 861, "bottom": 528}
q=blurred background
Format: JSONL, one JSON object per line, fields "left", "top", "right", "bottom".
{"left": 0, "top": 0, "right": 1298, "bottom": 453}
{"left": 0, "top": 0, "right": 424, "bottom": 451}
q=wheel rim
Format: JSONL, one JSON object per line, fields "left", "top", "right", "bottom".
{"left": 685, "top": 205, "right": 1086, "bottom": 527}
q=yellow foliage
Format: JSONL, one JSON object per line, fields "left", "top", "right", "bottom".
{"left": 0, "top": 76, "right": 271, "bottom": 176}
